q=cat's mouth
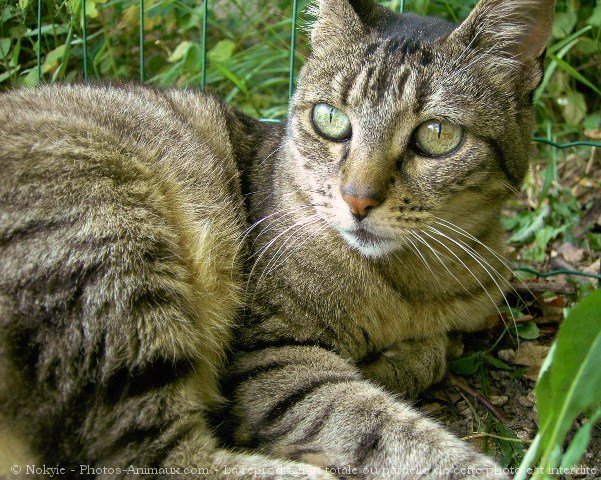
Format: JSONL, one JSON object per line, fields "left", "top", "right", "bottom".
{"left": 339, "top": 227, "right": 396, "bottom": 256}
{"left": 351, "top": 228, "right": 386, "bottom": 245}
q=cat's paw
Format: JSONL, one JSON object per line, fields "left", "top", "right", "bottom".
{"left": 363, "top": 411, "right": 509, "bottom": 480}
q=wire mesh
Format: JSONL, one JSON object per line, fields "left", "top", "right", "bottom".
{"left": 82, "top": 0, "right": 88, "bottom": 81}
{"left": 139, "top": 0, "right": 145, "bottom": 82}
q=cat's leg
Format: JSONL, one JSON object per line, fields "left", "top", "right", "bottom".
{"left": 223, "top": 342, "right": 507, "bottom": 480}
{"left": 162, "top": 434, "right": 336, "bottom": 480}
{"left": 360, "top": 335, "right": 448, "bottom": 399}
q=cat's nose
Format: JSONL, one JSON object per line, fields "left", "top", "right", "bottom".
{"left": 342, "top": 194, "right": 380, "bottom": 220}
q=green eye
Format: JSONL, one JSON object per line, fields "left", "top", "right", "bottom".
{"left": 311, "top": 103, "right": 352, "bottom": 141}
{"left": 414, "top": 120, "right": 464, "bottom": 157}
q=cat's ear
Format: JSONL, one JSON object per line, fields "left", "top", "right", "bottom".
{"left": 448, "top": 0, "right": 555, "bottom": 65}
{"left": 309, "top": 0, "right": 383, "bottom": 55}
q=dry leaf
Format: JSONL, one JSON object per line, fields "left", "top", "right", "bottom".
{"left": 584, "top": 129, "right": 601, "bottom": 140}
{"left": 556, "top": 243, "right": 584, "bottom": 264}
{"left": 513, "top": 342, "right": 551, "bottom": 368}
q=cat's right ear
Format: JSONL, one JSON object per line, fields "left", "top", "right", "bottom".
{"left": 309, "top": 0, "right": 383, "bottom": 55}
{"left": 446, "top": 0, "right": 555, "bottom": 89}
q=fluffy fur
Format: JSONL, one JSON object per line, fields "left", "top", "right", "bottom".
{"left": 0, "top": 0, "right": 554, "bottom": 478}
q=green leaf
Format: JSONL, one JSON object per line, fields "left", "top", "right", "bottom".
{"left": 509, "top": 206, "right": 550, "bottom": 244}
{"left": 450, "top": 352, "right": 484, "bottom": 375}
{"left": 549, "top": 52, "right": 601, "bottom": 97}
{"left": 0, "top": 65, "right": 19, "bottom": 83}
{"left": 535, "top": 289, "right": 601, "bottom": 470}
{"left": 583, "top": 112, "right": 601, "bottom": 130}
{"left": 18, "top": 0, "right": 31, "bottom": 10}
{"left": 523, "top": 225, "right": 567, "bottom": 263}
{"left": 491, "top": 418, "right": 525, "bottom": 468}
{"left": 41, "top": 45, "right": 66, "bottom": 74}
{"left": 552, "top": 11, "right": 577, "bottom": 39}
{"left": 208, "top": 39, "right": 237, "bottom": 63}
{"left": 0, "top": 38, "right": 10, "bottom": 58}
{"left": 558, "top": 91, "right": 587, "bottom": 126}
{"left": 560, "top": 408, "right": 601, "bottom": 469}
{"left": 587, "top": 233, "right": 601, "bottom": 252}
{"left": 587, "top": 2, "right": 601, "bottom": 26}
{"left": 168, "top": 41, "right": 193, "bottom": 63}
{"left": 515, "top": 322, "right": 541, "bottom": 340}
{"left": 485, "top": 354, "right": 514, "bottom": 371}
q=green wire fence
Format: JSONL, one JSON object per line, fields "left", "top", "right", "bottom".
{"left": 33, "top": 0, "right": 600, "bottom": 284}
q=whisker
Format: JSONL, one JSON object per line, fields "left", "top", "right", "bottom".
{"left": 433, "top": 217, "right": 533, "bottom": 304}
{"left": 410, "top": 231, "right": 472, "bottom": 296}
{"left": 420, "top": 229, "right": 507, "bottom": 327}
{"left": 246, "top": 214, "right": 322, "bottom": 295}
{"left": 427, "top": 226, "right": 518, "bottom": 337}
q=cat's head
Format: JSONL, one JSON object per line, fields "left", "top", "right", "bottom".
{"left": 286, "top": 0, "right": 554, "bottom": 257}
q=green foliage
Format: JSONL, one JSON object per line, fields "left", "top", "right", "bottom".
{"left": 1, "top": 0, "right": 599, "bottom": 124}
{"left": 516, "top": 289, "right": 601, "bottom": 479}
{"left": 514, "top": 322, "right": 541, "bottom": 340}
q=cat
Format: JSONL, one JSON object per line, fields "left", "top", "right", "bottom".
{"left": 216, "top": 0, "right": 555, "bottom": 475}
{"left": 0, "top": 0, "right": 554, "bottom": 479}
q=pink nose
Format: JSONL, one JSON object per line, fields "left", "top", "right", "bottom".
{"left": 342, "top": 194, "right": 380, "bottom": 220}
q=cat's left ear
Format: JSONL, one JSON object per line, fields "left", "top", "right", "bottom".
{"left": 447, "top": 0, "right": 555, "bottom": 86}
{"left": 309, "top": 0, "right": 385, "bottom": 55}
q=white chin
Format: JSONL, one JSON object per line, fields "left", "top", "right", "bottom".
{"left": 339, "top": 231, "right": 399, "bottom": 258}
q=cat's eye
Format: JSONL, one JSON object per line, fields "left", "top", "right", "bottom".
{"left": 414, "top": 120, "right": 464, "bottom": 157}
{"left": 311, "top": 103, "right": 352, "bottom": 142}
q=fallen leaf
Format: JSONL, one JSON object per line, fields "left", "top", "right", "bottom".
{"left": 513, "top": 342, "right": 551, "bottom": 368}
{"left": 584, "top": 129, "right": 601, "bottom": 140}
{"left": 524, "top": 367, "right": 541, "bottom": 382}
{"left": 556, "top": 243, "right": 584, "bottom": 264}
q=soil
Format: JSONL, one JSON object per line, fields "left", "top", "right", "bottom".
{"left": 417, "top": 326, "right": 601, "bottom": 479}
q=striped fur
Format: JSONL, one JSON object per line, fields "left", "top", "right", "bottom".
{"left": 0, "top": 84, "right": 332, "bottom": 479}
{"left": 0, "top": 0, "right": 554, "bottom": 478}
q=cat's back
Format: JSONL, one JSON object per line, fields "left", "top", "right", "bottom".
{"left": 0, "top": 84, "right": 248, "bottom": 467}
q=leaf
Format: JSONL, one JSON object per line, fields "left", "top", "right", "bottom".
{"left": 450, "top": 352, "right": 483, "bottom": 375}
{"left": 584, "top": 112, "right": 601, "bottom": 131}
{"left": 535, "top": 289, "right": 601, "bottom": 470}
{"left": 587, "top": 233, "right": 601, "bottom": 252}
{"left": 549, "top": 52, "right": 601, "bottom": 97}
{"left": 491, "top": 418, "right": 525, "bottom": 468}
{"left": 208, "top": 39, "right": 237, "bottom": 63}
{"left": 588, "top": 2, "right": 601, "bottom": 27}
{"left": 0, "top": 38, "right": 10, "bottom": 57}
{"left": 515, "top": 322, "right": 541, "bottom": 340}
{"left": 18, "top": 0, "right": 31, "bottom": 10}
{"left": 0, "top": 65, "right": 19, "bottom": 83}
{"left": 168, "top": 41, "right": 193, "bottom": 63}
{"left": 41, "top": 45, "right": 66, "bottom": 74}
{"left": 558, "top": 91, "right": 587, "bottom": 126}
{"left": 523, "top": 225, "right": 567, "bottom": 263}
{"left": 484, "top": 354, "right": 514, "bottom": 371}
{"left": 560, "top": 408, "right": 601, "bottom": 469}
{"left": 552, "top": 11, "right": 577, "bottom": 39}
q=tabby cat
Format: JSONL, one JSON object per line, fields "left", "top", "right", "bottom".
{"left": 0, "top": 0, "right": 554, "bottom": 478}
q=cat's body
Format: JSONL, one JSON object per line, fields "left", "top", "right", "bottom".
{"left": 0, "top": 0, "right": 554, "bottom": 478}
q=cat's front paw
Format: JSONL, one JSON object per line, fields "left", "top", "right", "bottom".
{"left": 364, "top": 410, "right": 509, "bottom": 480}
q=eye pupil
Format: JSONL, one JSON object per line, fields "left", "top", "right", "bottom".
{"left": 415, "top": 119, "right": 464, "bottom": 157}
{"left": 311, "top": 103, "right": 352, "bottom": 142}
